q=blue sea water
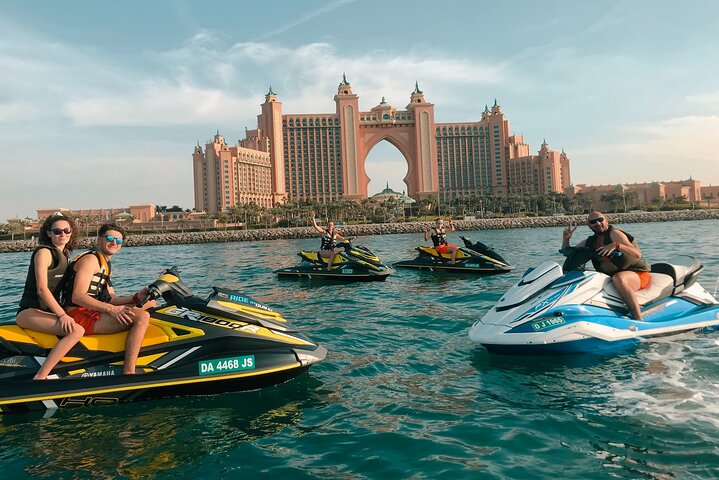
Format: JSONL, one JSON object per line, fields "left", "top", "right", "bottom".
{"left": 1, "top": 220, "right": 719, "bottom": 479}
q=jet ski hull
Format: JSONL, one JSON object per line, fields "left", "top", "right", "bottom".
{"left": 469, "top": 256, "right": 719, "bottom": 354}
{"left": 0, "top": 268, "right": 327, "bottom": 413}
{"left": 275, "top": 266, "right": 392, "bottom": 281}
{"left": 0, "top": 359, "right": 315, "bottom": 414}
{"left": 395, "top": 236, "right": 512, "bottom": 274}
{"left": 275, "top": 241, "right": 394, "bottom": 282}
{"left": 393, "top": 258, "right": 511, "bottom": 274}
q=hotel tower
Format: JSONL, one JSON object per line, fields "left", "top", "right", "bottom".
{"left": 193, "top": 75, "right": 570, "bottom": 213}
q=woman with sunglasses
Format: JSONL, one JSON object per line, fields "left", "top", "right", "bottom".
{"left": 16, "top": 212, "right": 83, "bottom": 379}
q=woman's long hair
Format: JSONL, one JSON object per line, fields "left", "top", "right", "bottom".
{"left": 37, "top": 212, "right": 79, "bottom": 251}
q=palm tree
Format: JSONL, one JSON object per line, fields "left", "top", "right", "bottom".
{"left": 623, "top": 191, "right": 638, "bottom": 211}
{"left": 600, "top": 193, "right": 622, "bottom": 213}
{"left": 176, "top": 218, "right": 189, "bottom": 233}
{"left": 216, "top": 211, "right": 229, "bottom": 229}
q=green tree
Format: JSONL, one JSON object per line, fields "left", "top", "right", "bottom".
{"left": 7, "top": 219, "right": 28, "bottom": 240}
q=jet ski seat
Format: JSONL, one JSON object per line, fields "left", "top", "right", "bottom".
{"left": 602, "top": 272, "right": 675, "bottom": 307}
{"left": 649, "top": 256, "right": 703, "bottom": 294}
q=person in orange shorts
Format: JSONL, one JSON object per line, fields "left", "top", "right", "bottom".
{"left": 425, "top": 218, "right": 459, "bottom": 264}
{"left": 562, "top": 212, "right": 652, "bottom": 320}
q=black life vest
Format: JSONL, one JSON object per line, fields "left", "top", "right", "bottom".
{"left": 60, "top": 250, "right": 113, "bottom": 306}
{"left": 320, "top": 231, "right": 337, "bottom": 250}
{"left": 585, "top": 226, "right": 650, "bottom": 272}
{"left": 430, "top": 227, "right": 448, "bottom": 247}
{"left": 18, "top": 246, "right": 69, "bottom": 312}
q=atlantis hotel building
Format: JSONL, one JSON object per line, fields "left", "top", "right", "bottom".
{"left": 193, "top": 76, "right": 571, "bottom": 214}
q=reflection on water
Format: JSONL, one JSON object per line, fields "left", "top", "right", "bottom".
{"left": 0, "top": 220, "right": 718, "bottom": 478}
{"left": 1, "top": 376, "right": 323, "bottom": 478}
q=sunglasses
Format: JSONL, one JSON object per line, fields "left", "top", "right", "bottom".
{"left": 103, "top": 235, "right": 124, "bottom": 244}
{"left": 588, "top": 217, "right": 605, "bottom": 225}
{"left": 50, "top": 227, "right": 72, "bottom": 235}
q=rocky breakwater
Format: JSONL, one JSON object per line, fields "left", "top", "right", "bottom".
{"left": 1, "top": 209, "right": 717, "bottom": 254}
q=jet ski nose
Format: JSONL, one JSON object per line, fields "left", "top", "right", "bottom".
{"left": 296, "top": 344, "right": 328, "bottom": 366}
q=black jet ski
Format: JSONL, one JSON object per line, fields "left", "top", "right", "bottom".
{"left": 0, "top": 267, "right": 326, "bottom": 414}
{"left": 394, "top": 235, "right": 513, "bottom": 273}
{"left": 275, "top": 239, "right": 393, "bottom": 282}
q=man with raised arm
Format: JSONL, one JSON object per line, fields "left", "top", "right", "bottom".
{"left": 562, "top": 212, "right": 651, "bottom": 320}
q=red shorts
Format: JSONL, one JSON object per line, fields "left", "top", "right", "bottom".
{"left": 436, "top": 244, "right": 458, "bottom": 254}
{"left": 67, "top": 307, "right": 101, "bottom": 335}
{"left": 636, "top": 271, "right": 651, "bottom": 290}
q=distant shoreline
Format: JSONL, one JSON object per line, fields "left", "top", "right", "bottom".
{"left": 1, "top": 209, "right": 717, "bottom": 254}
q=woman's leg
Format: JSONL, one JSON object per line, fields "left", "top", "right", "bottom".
{"left": 320, "top": 248, "right": 344, "bottom": 270}
{"left": 329, "top": 248, "right": 344, "bottom": 270}
{"left": 448, "top": 245, "right": 459, "bottom": 264}
{"left": 16, "top": 309, "right": 86, "bottom": 379}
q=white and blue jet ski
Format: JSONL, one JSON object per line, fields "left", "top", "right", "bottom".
{"left": 469, "top": 250, "right": 719, "bottom": 354}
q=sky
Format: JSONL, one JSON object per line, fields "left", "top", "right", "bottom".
{"left": 1, "top": 0, "right": 718, "bottom": 221}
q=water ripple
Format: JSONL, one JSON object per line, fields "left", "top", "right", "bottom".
{"left": 1, "top": 221, "right": 718, "bottom": 479}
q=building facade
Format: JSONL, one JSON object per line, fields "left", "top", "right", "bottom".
{"left": 37, "top": 205, "right": 157, "bottom": 223}
{"left": 192, "top": 131, "right": 273, "bottom": 213}
{"left": 505, "top": 139, "right": 571, "bottom": 197}
{"left": 565, "top": 178, "right": 705, "bottom": 211}
{"left": 193, "top": 76, "right": 570, "bottom": 213}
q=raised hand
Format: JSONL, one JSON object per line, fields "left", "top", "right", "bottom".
{"left": 563, "top": 224, "right": 577, "bottom": 240}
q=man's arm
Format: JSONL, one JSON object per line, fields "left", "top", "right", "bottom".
{"left": 604, "top": 229, "right": 641, "bottom": 260}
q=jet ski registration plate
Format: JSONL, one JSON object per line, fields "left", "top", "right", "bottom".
{"left": 198, "top": 355, "right": 255, "bottom": 376}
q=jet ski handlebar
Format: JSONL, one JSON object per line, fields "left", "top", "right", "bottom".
{"left": 560, "top": 246, "right": 630, "bottom": 273}
{"left": 136, "top": 288, "right": 157, "bottom": 308}
{"left": 135, "top": 266, "right": 192, "bottom": 307}
{"left": 337, "top": 237, "right": 355, "bottom": 252}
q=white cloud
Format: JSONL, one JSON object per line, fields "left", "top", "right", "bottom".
{"left": 571, "top": 115, "right": 719, "bottom": 185}
{"left": 60, "top": 41, "right": 504, "bottom": 127}
{"left": 64, "top": 83, "right": 258, "bottom": 126}
{"left": 0, "top": 101, "right": 42, "bottom": 123}
{"left": 686, "top": 91, "right": 719, "bottom": 105}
